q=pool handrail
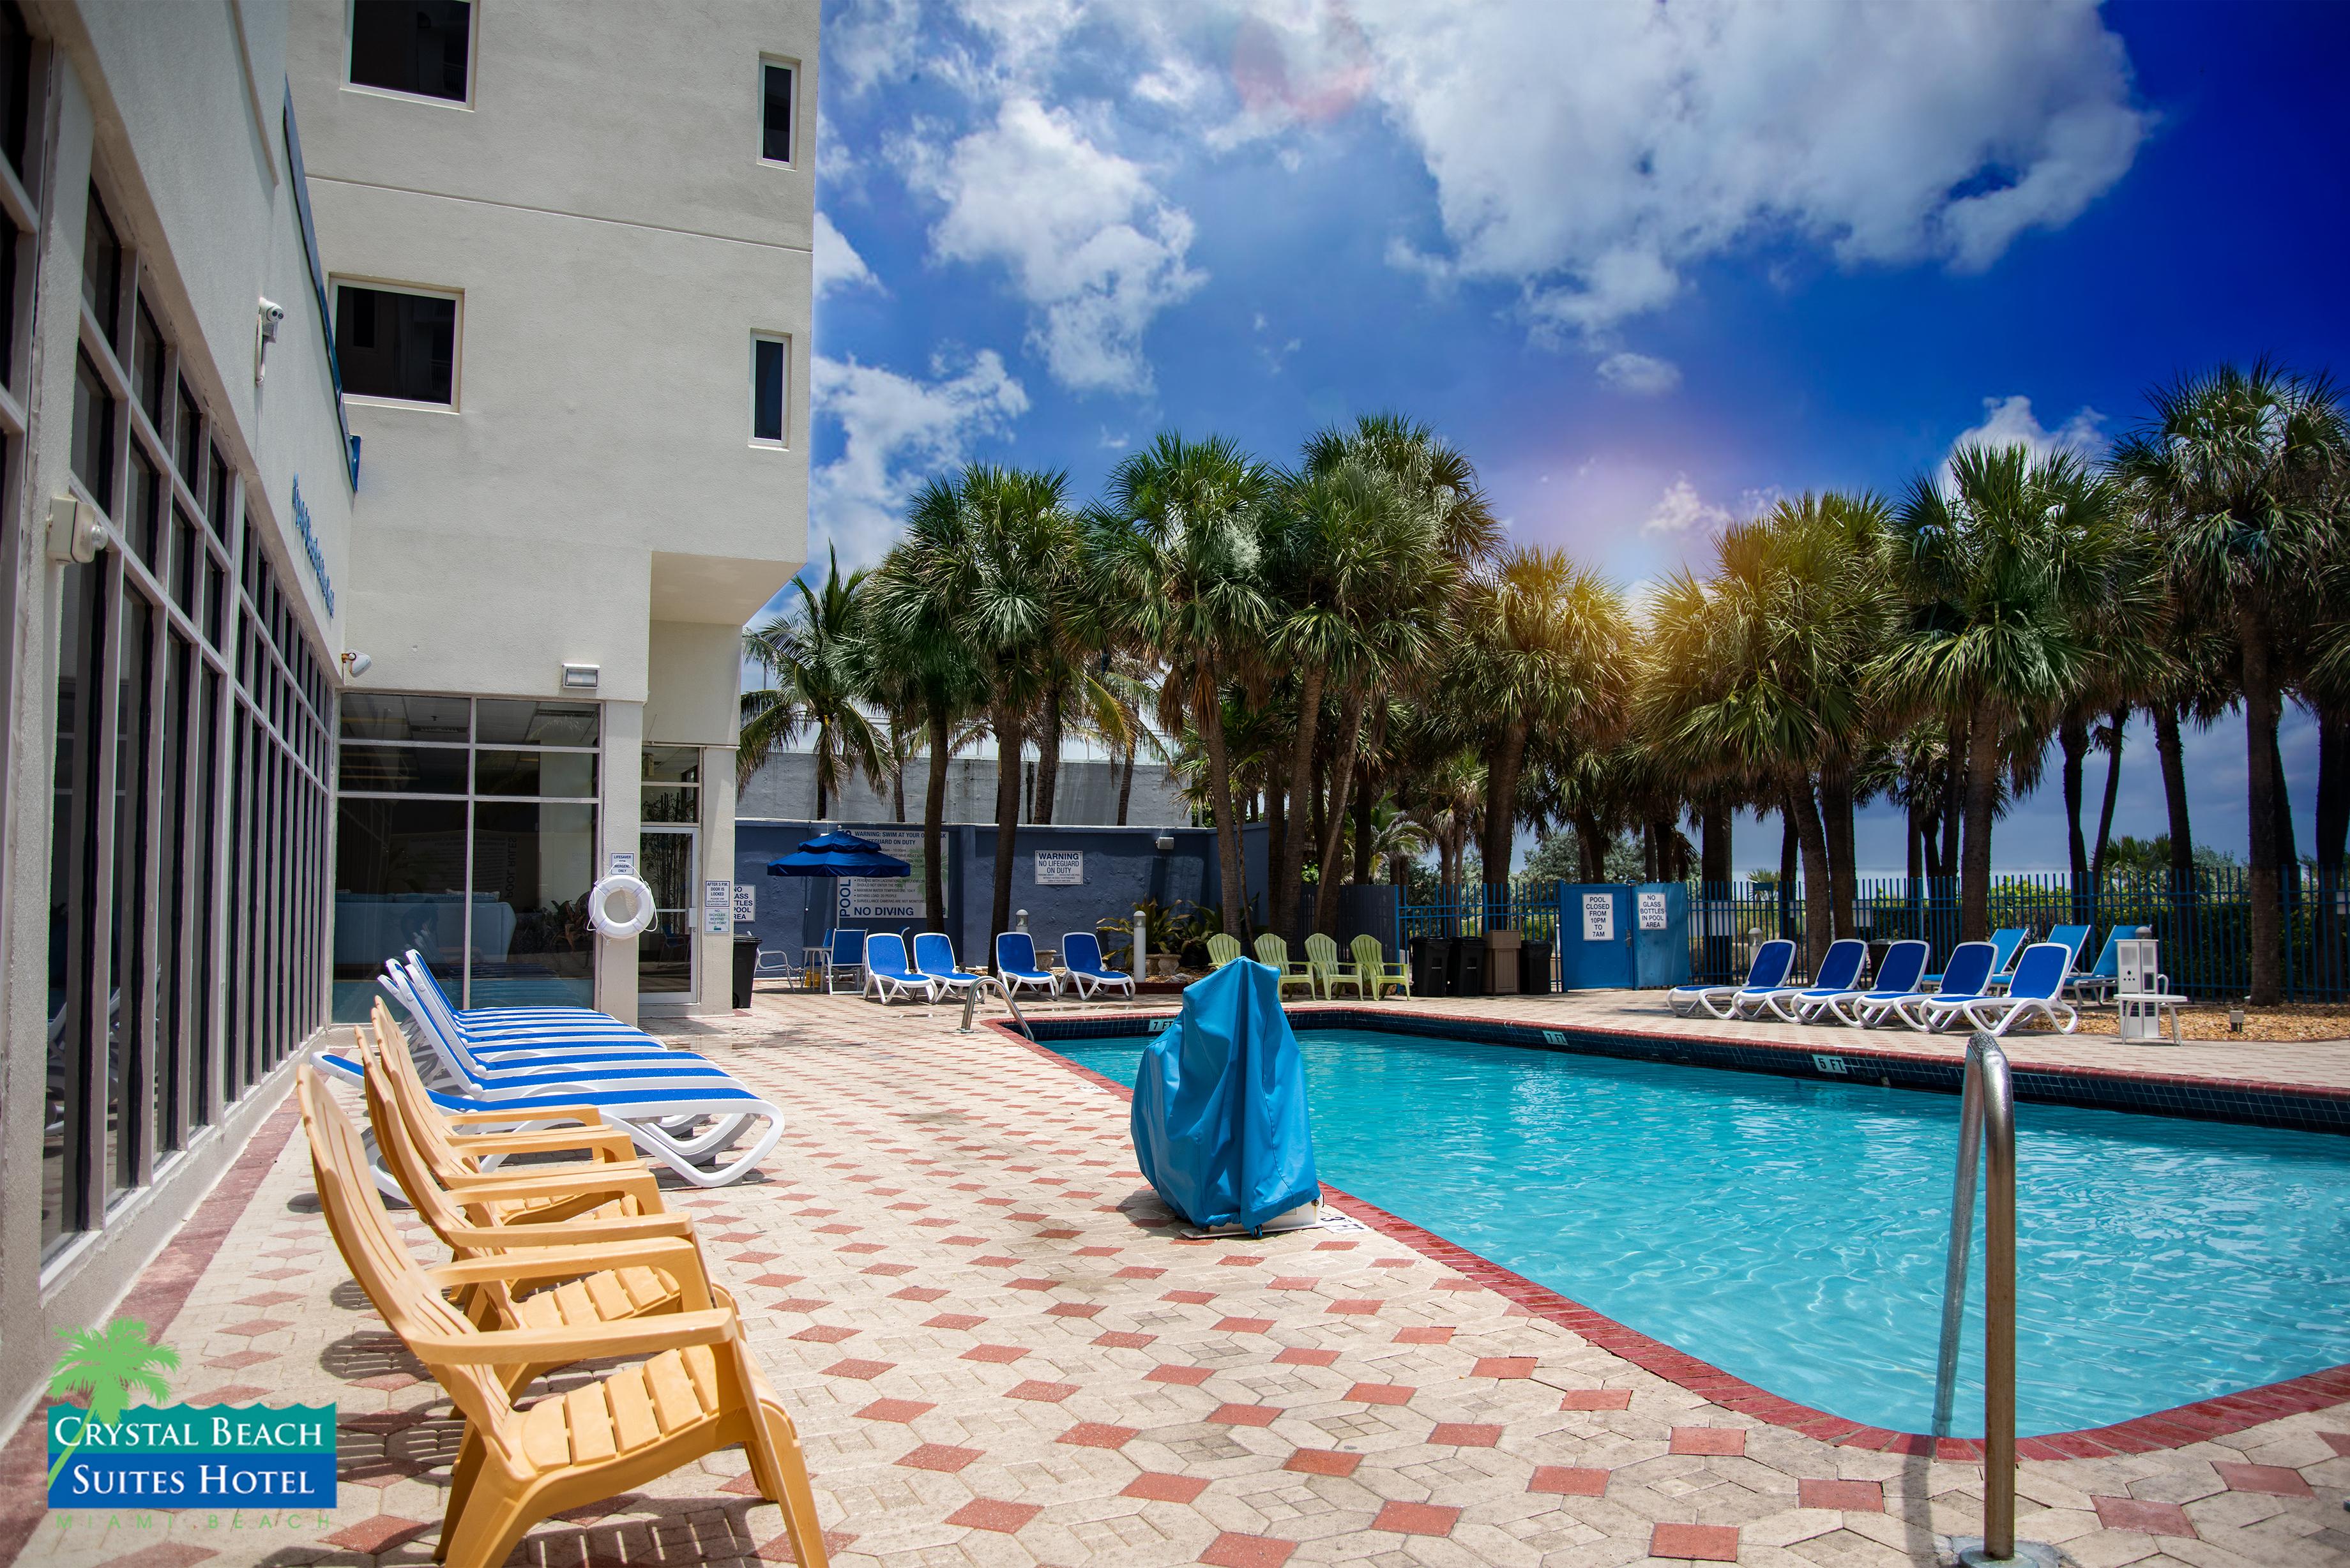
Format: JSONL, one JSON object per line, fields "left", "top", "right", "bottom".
{"left": 1934, "top": 1032, "right": 2017, "bottom": 1560}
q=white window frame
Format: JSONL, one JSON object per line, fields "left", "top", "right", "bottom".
{"left": 757, "top": 56, "right": 798, "bottom": 167}
{"left": 329, "top": 276, "right": 464, "bottom": 411}
{"left": 750, "top": 331, "right": 790, "bottom": 448}
{"left": 342, "top": 0, "right": 480, "bottom": 111}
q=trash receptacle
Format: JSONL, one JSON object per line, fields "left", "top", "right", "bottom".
{"left": 731, "top": 933, "right": 759, "bottom": 1008}
{"left": 1520, "top": 939, "right": 1554, "bottom": 995}
{"left": 1446, "top": 937, "right": 1485, "bottom": 997}
{"left": 1409, "top": 936, "right": 1448, "bottom": 997}
{"left": 1483, "top": 930, "right": 1522, "bottom": 995}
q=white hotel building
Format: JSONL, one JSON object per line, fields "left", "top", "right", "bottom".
{"left": 0, "top": 0, "right": 812, "bottom": 1422}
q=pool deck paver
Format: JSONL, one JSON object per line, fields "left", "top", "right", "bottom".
{"left": 0, "top": 989, "right": 2344, "bottom": 1568}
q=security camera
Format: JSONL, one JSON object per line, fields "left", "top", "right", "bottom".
{"left": 46, "top": 495, "right": 107, "bottom": 564}
{"left": 258, "top": 298, "right": 285, "bottom": 342}
{"left": 340, "top": 650, "right": 372, "bottom": 679}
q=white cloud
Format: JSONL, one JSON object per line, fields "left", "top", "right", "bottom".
{"left": 1950, "top": 394, "right": 2107, "bottom": 464}
{"left": 1351, "top": 0, "right": 2142, "bottom": 339}
{"left": 1596, "top": 351, "right": 1681, "bottom": 396}
{"left": 1643, "top": 476, "right": 1733, "bottom": 536}
{"left": 809, "top": 350, "right": 1031, "bottom": 569}
{"left": 828, "top": 0, "right": 924, "bottom": 96}
{"left": 904, "top": 96, "right": 1204, "bottom": 396}
{"left": 813, "top": 212, "right": 882, "bottom": 300}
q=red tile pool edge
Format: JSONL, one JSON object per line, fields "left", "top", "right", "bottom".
{"left": 1000, "top": 1021, "right": 2350, "bottom": 1459}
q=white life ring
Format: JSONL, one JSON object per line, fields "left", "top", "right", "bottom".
{"left": 588, "top": 874, "right": 658, "bottom": 939}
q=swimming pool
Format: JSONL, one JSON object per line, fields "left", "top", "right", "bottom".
{"left": 1041, "top": 1025, "right": 2350, "bottom": 1438}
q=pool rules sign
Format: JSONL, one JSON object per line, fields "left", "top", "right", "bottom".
{"left": 1581, "top": 893, "right": 1614, "bottom": 941}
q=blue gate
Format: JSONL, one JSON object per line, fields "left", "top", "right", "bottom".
{"left": 1556, "top": 885, "right": 1635, "bottom": 989}
{"left": 1632, "top": 883, "right": 1692, "bottom": 987}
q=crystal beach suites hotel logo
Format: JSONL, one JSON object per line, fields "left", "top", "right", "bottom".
{"left": 43, "top": 1321, "right": 335, "bottom": 1509}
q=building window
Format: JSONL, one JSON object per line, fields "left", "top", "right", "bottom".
{"left": 133, "top": 300, "right": 166, "bottom": 430}
{"left": 752, "top": 335, "right": 787, "bottom": 444}
{"left": 333, "top": 283, "right": 457, "bottom": 405}
{"left": 71, "top": 347, "right": 113, "bottom": 506}
{"left": 761, "top": 61, "right": 794, "bottom": 163}
{"left": 334, "top": 696, "right": 602, "bottom": 1018}
{"left": 82, "top": 188, "right": 121, "bottom": 347}
{"left": 347, "top": 0, "right": 472, "bottom": 104}
{"left": 0, "top": 0, "right": 31, "bottom": 177}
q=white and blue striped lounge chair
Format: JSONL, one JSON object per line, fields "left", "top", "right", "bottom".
{"left": 1061, "top": 931, "right": 1136, "bottom": 1001}
{"left": 1936, "top": 942, "right": 2080, "bottom": 1037}
{"left": 1760, "top": 939, "right": 1871, "bottom": 1023}
{"left": 1669, "top": 939, "right": 1794, "bottom": 1018}
{"left": 2066, "top": 929, "right": 2124, "bottom": 1003}
{"left": 994, "top": 932, "right": 1061, "bottom": 999}
{"left": 1821, "top": 940, "right": 1932, "bottom": 1026}
{"left": 863, "top": 933, "right": 933, "bottom": 1004}
{"left": 1888, "top": 940, "right": 2002, "bottom": 1032}
{"left": 383, "top": 963, "right": 746, "bottom": 1094}
{"left": 911, "top": 933, "right": 980, "bottom": 1000}
{"left": 389, "top": 958, "right": 694, "bottom": 1062}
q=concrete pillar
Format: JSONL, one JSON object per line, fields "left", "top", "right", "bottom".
{"left": 596, "top": 699, "right": 643, "bottom": 1025}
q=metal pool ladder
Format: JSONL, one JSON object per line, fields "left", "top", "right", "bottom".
{"left": 1933, "top": 1032, "right": 2044, "bottom": 1566}
{"left": 958, "top": 974, "right": 1033, "bottom": 1040}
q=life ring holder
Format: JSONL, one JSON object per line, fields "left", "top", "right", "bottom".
{"left": 588, "top": 874, "right": 658, "bottom": 940}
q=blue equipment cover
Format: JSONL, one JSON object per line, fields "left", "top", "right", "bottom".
{"left": 1130, "top": 958, "right": 1321, "bottom": 1233}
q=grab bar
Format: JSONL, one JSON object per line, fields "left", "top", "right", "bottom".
{"left": 958, "top": 974, "right": 1033, "bottom": 1040}
{"left": 1933, "top": 1031, "right": 2017, "bottom": 1564}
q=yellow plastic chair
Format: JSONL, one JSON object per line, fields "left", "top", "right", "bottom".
{"left": 1206, "top": 933, "right": 1244, "bottom": 969}
{"left": 1351, "top": 934, "right": 1412, "bottom": 1000}
{"left": 1252, "top": 933, "right": 1319, "bottom": 1000}
{"left": 1305, "top": 933, "right": 1362, "bottom": 999}
{"left": 298, "top": 1066, "right": 830, "bottom": 1568}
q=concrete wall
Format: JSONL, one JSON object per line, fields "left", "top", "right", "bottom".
{"left": 738, "top": 752, "right": 1195, "bottom": 829}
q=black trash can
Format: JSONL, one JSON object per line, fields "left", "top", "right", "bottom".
{"left": 1520, "top": 939, "right": 1554, "bottom": 995}
{"left": 1446, "top": 936, "right": 1485, "bottom": 997}
{"left": 731, "top": 933, "right": 760, "bottom": 1008}
{"left": 1409, "top": 935, "right": 1448, "bottom": 997}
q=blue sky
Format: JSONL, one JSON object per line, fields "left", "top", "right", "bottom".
{"left": 795, "top": 0, "right": 2350, "bottom": 873}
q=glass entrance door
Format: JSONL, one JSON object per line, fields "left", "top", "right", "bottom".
{"left": 637, "top": 825, "right": 696, "bottom": 1002}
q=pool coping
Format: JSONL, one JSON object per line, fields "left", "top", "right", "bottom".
{"left": 996, "top": 1012, "right": 2350, "bottom": 1461}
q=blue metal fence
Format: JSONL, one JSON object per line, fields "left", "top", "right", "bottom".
{"left": 1407, "top": 869, "right": 2350, "bottom": 1000}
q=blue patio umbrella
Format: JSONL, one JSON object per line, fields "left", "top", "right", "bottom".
{"left": 766, "top": 829, "right": 911, "bottom": 880}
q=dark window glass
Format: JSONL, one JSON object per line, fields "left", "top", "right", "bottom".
{"left": 204, "top": 550, "right": 225, "bottom": 647}
{"left": 172, "top": 506, "right": 199, "bottom": 611}
{"left": 133, "top": 301, "right": 165, "bottom": 429}
{"left": 175, "top": 381, "right": 201, "bottom": 490}
{"left": 126, "top": 444, "right": 160, "bottom": 564}
{"left": 761, "top": 63, "right": 793, "bottom": 162}
{"left": 474, "top": 749, "right": 597, "bottom": 799}
{"left": 473, "top": 801, "right": 596, "bottom": 1009}
{"left": 211, "top": 452, "right": 232, "bottom": 534}
{"left": 341, "top": 691, "right": 469, "bottom": 743}
{"left": 476, "top": 698, "right": 598, "bottom": 747}
{"left": 1, "top": 216, "right": 19, "bottom": 383}
{"left": 45, "top": 559, "right": 101, "bottom": 1251}
{"left": 348, "top": 0, "right": 471, "bottom": 102}
{"left": 0, "top": 0, "right": 31, "bottom": 177}
{"left": 155, "top": 633, "right": 189, "bottom": 1154}
{"left": 335, "top": 285, "right": 455, "bottom": 403}
{"left": 338, "top": 743, "right": 468, "bottom": 794}
{"left": 81, "top": 188, "right": 120, "bottom": 346}
{"left": 71, "top": 347, "right": 114, "bottom": 506}
{"left": 190, "top": 667, "right": 217, "bottom": 1128}
{"left": 332, "top": 795, "right": 468, "bottom": 1019}
{"left": 753, "top": 337, "right": 784, "bottom": 441}
{"left": 107, "top": 591, "right": 153, "bottom": 1202}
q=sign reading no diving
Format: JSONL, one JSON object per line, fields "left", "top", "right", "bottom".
{"left": 1581, "top": 892, "right": 1615, "bottom": 942}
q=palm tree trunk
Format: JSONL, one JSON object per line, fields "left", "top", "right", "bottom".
{"left": 1034, "top": 680, "right": 1063, "bottom": 825}
{"left": 1480, "top": 723, "right": 1531, "bottom": 926}
{"left": 1273, "top": 667, "right": 1326, "bottom": 935}
{"left": 1266, "top": 783, "right": 1288, "bottom": 914}
{"left": 1942, "top": 715, "right": 1967, "bottom": 889}
{"left": 1199, "top": 686, "right": 1247, "bottom": 935}
{"left": 2090, "top": 706, "right": 2126, "bottom": 889}
{"left": 1116, "top": 746, "right": 1134, "bottom": 827}
{"left": 923, "top": 704, "right": 951, "bottom": 930}
{"left": 1314, "top": 702, "right": 1368, "bottom": 935}
{"left": 2241, "top": 596, "right": 2285, "bottom": 1004}
{"left": 1960, "top": 704, "right": 2001, "bottom": 942}
{"left": 1788, "top": 778, "right": 1833, "bottom": 972}
{"left": 2155, "top": 703, "right": 2195, "bottom": 886}
{"left": 1700, "top": 798, "right": 1731, "bottom": 980}
{"left": 2272, "top": 723, "right": 2298, "bottom": 903}
{"left": 1572, "top": 811, "right": 1605, "bottom": 883}
{"left": 1352, "top": 777, "right": 1376, "bottom": 884}
{"left": 989, "top": 705, "right": 1024, "bottom": 951}
{"left": 1820, "top": 765, "right": 1856, "bottom": 939}
{"left": 2060, "top": 714, "right": 2092, "bottom": 921}
{"left": 1777, "top": 810, "right": 1798, "bottom": 940}
{"left": 2317, "top": 703, "right": 2350, "bottom": 877}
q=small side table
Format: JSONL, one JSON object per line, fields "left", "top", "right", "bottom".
{"left": 2117, "top": 991, "right": 2187, "bottom": 1044}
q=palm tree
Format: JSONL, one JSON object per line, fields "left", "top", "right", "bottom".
{"left": 738, "top": 547, "right": 885, "bottom": 819}
{"left": 2111, "top": 361, "right": 2349, "bottom": 1002}
{"left": 1876, "top": 445, "right": 2145, "bottom": 942}
{"left": 1450, "top": 548, "right": 1632, "bottom": 919}
{"left": 1093, "top": 434, "right": 1275, "bottom": 933}
{"left": 875, "top": 465, "right": 1082, "bottom": 946}
{"left": 47, "top": 1320, "right": 178, "bottom": 1486}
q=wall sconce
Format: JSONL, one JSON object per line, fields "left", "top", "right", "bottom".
{"left": 340, "top": 651, "right": 372, "bottom": 679}
{"left": 255, "top": 298, "right": 284, "bottom": 384}
{"left": 562, "top": 663, "right": 600, "bottom": 691}
{"left": 46, "top": 495, "right": 106, "bottom": 563}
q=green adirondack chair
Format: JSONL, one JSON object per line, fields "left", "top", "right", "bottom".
{"left": 1305, "top": 933, "right": 1362, "bottom": 999}
{"left": 1252, "top": 933, "right": 1319, "bottom": 1000}
{"left": 1206, "top": 933, "right": 1244, "bottom": 969}
{"left": 1351, "top": 933, "right": 1411, "bottom": 1000}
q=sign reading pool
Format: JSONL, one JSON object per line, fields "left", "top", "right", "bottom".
{"left": 47, "top": 1404, "right": 337, "bottom": 1508}
{"left": 1580, "top": 892, "right": 1614, "bottom": 941}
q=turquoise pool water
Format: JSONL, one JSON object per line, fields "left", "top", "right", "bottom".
{"left": 1045, "top": 1027, "right": 2350, "bottom": 1436}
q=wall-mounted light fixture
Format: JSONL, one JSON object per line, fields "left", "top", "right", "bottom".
{"left": 255, "top": 298, "right": 284, "bottom": 384}
{"left": 562, "top": 663, "right": 600, "bottom": 691}
{"left": 1155, "top": 834, "right": 1176, "bottom": 851}
{"left": 46, "top": 495, "right": 106, "bottom": 563}
{"left": 340, "top": 651, "right": 372, "bottom": 679}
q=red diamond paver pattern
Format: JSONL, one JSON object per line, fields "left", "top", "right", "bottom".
{"left": 8, "top": 991, "right": 2344, "bottom": 1568}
